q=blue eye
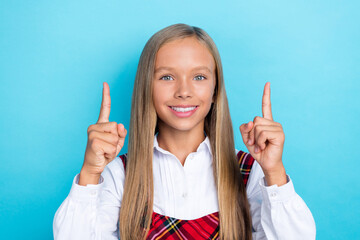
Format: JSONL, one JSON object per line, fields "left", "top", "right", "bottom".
{"left": 194, "top": 75, "right": 206, "bottom": 81}
{"left": 160, "top": 75, "right": 173, "bottom": 81}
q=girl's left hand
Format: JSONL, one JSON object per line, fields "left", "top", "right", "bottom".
{"left": 239, "top": 82, "right": 287, "bottom": 185}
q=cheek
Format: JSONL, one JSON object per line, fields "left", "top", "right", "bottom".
{"left": 196, "top": 86, "right": 215, "bottom": 104}
{"left": 152, "top": 86, "right": 169, "bottom": 110}
{"left": 153, "top": 81, "right": 169, "bottom": 94}
{"left": 153, "top": 94, "right": 162, "bottom": 109}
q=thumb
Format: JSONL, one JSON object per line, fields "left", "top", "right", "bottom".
{"left": 239, "top": 121, "right": 253, "bottom": 145}
{"left": 240, "top": 121, "right": 253, "bottom": 134}
{"left": 116, "top": 123, "right": 127, "bottom": 156}
{"left": 117, "top": 123, "right": 127, "bottom": 138}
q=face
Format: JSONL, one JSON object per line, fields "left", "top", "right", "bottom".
{"left": 152, "top": 36, "right": 216, "bottom": 134}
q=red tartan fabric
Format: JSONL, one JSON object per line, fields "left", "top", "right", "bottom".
{"left": 237, "top": 150, "right": 256, "bottom": 186}
{"left": 119, "top": 150, "right": 255, "bottom": 240}
{"left": 147, "top": 211, "right": 220, "bottom": 240}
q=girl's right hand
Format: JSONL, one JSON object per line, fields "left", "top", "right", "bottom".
{"left": 81, "top": 82, "right": 127, "bottom": 179}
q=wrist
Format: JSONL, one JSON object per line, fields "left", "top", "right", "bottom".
{"left": 79, "top": 168, "right": 101, "bottom": 186}
{"left": 264, "top": 165, "right": 287, "bottom": 187}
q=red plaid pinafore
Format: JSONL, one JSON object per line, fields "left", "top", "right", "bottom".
{"left": 119, "top": 150, "right": 255, "bottom": 240}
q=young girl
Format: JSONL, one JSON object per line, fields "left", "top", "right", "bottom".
{"left": 53, "top": 23, "right": 316, "bottom": 240}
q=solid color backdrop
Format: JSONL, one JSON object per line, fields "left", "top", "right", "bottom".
{"left": 0, "top": 0, "right": 359, "bottom": 239}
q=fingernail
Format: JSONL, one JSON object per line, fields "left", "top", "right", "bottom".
{"left": 254, "top": 146, "right": 259, "bottom": 153}
{"left": 247, "top": 139, "right": 251, "bottom": 145}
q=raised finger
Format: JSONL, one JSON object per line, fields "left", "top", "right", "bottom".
{"left": 97, "top": 82, "right": 111, "bottom": 123}
{"left": 262, "top": 82, "right": 273, "bottom": 121}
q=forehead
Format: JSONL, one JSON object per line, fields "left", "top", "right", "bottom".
{"left": 154, "top": 37, "right": 215, "bottom": 71}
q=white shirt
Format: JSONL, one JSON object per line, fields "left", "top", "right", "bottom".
{"left": 53, "top": 135, "right": 316, "bottom": 240}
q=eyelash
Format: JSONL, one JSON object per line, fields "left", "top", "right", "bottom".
{"left": 159, "top": 75, "right": 207, "bottom": 81}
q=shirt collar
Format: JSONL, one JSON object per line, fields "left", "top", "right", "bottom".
{"left": 153, "top": 132, "right": 212, "bottom": 156}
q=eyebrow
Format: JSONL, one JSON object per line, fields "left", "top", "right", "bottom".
{"left": 154, "top": 66, "right": 213, "bottom": 74}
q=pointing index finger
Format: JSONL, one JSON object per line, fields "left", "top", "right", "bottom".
{"left": 262, "top": 82, "right": 273, "bottom": 120}
{"left": 97, "top": 82, "right": 111, "bottom": 123}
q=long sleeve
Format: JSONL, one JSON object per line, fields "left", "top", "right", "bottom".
{"left": 53, "top": 157, "right": 125, "bottom": 240}
{"left": 246, "top": 160, "right": 316, "bottom": 240}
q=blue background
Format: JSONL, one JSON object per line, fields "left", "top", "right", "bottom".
{"left": 1, "top": 0, "right": 359, "bottom": 239}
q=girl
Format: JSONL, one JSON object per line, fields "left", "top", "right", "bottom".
{"left": 53, "top": 23, "right": 316, "bottom": 239}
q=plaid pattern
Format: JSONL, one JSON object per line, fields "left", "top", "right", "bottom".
{"left": 237, "top": 150, "right": 256, "bottom": 187}
{"left": 119, "top": 150, "right": 255, "bottom": 240}
{"left": 147, "top": 211, "right": 220, "bottom": 240}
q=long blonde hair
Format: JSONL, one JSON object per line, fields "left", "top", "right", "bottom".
{"left": 119, "top": 23, "right": 252, "bottom": 240}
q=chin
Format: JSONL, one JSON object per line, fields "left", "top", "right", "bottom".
{"left": 168, "top": 120, "right": 204, "bottom": 133}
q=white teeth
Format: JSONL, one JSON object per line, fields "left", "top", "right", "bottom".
{"left": 171, "top": 106, "right": 197, "bottom": 112}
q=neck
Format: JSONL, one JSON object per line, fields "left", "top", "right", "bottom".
{"left": 156, "top": 123, "right": 206, "bottom": 166}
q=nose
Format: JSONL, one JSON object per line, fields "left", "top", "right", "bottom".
{"left": 175, "top": 78, "right": 192, "bottom": 99}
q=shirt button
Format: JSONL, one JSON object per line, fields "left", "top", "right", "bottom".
{"left": 91, "top": 191, "right": 97, "bottom": 196}
{"left": 182, "top": 192, "right": 187, "bottom": 198}
{"left": 270, "top": 192, "right": 277, "bottom": 198}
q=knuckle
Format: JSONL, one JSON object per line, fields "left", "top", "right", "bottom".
{"left": 87, "top": 124, "right": 94, "bottom": 133}
{"left": 250, "top": 135, "right": 255, "bottom": 141}
{"left": 88, "top": 130, "right": 96, "bottom": 139}
{"left": 259, "top": 131, "right": 266, "bottom": 139}
{"left": 112, "top": 134, "right": 119, "bottom": 144}
{"left": 110, "top": 121, "right": 117, "bottom": 129}
{"left": 281, "top": 132, "right": 285, "bottom": 140}
{"left": 103, "top": 102, "right": 111, "bottom": 108}
{"left": 250, "top": 129, "right": 255, "bottom": 137}
{"left": 111, "top": 146, "right": 117, "bottom": 155}
{"left": 91, "top": 138, "right": 99, "bottom": 148}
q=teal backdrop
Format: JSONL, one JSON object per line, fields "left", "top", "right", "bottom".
{"left": 1, "top": 0, "right": 359, "bottom": 239}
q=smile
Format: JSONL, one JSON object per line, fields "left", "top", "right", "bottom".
{"left": 170, "top": 106, "right": 197, "bottom": 112}
{"left": 168, "top": 105, "right": 199, "bottom": 118}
